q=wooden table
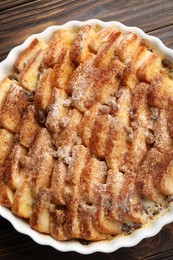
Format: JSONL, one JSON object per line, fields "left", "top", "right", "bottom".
{"left": 1, "top": 0, "right": 173, "bottom": 259}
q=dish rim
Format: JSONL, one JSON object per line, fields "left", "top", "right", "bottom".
{"left": 0, "top": 19, "right": 173, "bottom": 254}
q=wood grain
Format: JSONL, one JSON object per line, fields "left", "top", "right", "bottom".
{"left": 0, "top": 0, "right": 36, "bottom": 11}
{"left": 149, "top": 24, "right": 173, "bottom": 49}
{"left": 1, "top": 0, "right": 173, "bottom": 61}
{"left": 1, "top": 0, "right": 173, "bottom": 259}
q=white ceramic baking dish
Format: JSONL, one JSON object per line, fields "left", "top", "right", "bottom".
{"left": 0, "top": 19, "right": 173, "bottom": 254}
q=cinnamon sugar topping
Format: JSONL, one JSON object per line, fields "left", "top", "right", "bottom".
{"left": 0, "top": 24, "right": 173, "bottom": 243}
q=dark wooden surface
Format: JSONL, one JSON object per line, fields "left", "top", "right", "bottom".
{"left": 1, "top": 0, "right": 173, "bottom": 259}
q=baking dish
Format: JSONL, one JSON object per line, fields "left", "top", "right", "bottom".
{"left": 0, "top": 19, "right": 173, "bottom": 254}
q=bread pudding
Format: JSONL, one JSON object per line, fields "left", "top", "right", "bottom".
{"left": 0, "top": 23, "right": 173, "bottom": 243}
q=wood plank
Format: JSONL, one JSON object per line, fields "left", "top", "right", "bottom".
{"left": 1, "top": 0, "right": 173, "bottom": 62}
{"left": 149, "top": 24, "right": 173, "bottom": 50}
{"left": 1, "top": 0, "right": 173, "bottom": 32}
{"left": 0, "top": 0, "right": 36, "bottom": 11}
{"left": 144, "top": 250, "right": 173, "bottom": 260}
{"left": 1, "top": 0, "right": 173, "bottom": 259}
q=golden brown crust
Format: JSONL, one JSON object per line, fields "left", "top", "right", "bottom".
{"left": 3, "top": 143, "right": 27, "bottom": 190}
{"left": 15, "top": 104, "right": 41, "bottom": 148}
{"left": 71, "top": 25, "right": 95, "bottom": 64}
{"left": 43, "top": 29, "right": 74, "bottom": 68}
{"left": 34, "top": 68, "right": 54, "bottom": 112}
{"left": 0, "top": 83, "right": 33, "bottom": 132}
{"left": 15, "top": 38, "right": 47, "bottom": 72}
{"left": 0, "top": 167, "right": 14, "bottom": 207}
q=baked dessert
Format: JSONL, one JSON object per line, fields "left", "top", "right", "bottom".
{"left": 0, "top": 23, "right": 173, "bottom": 243}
